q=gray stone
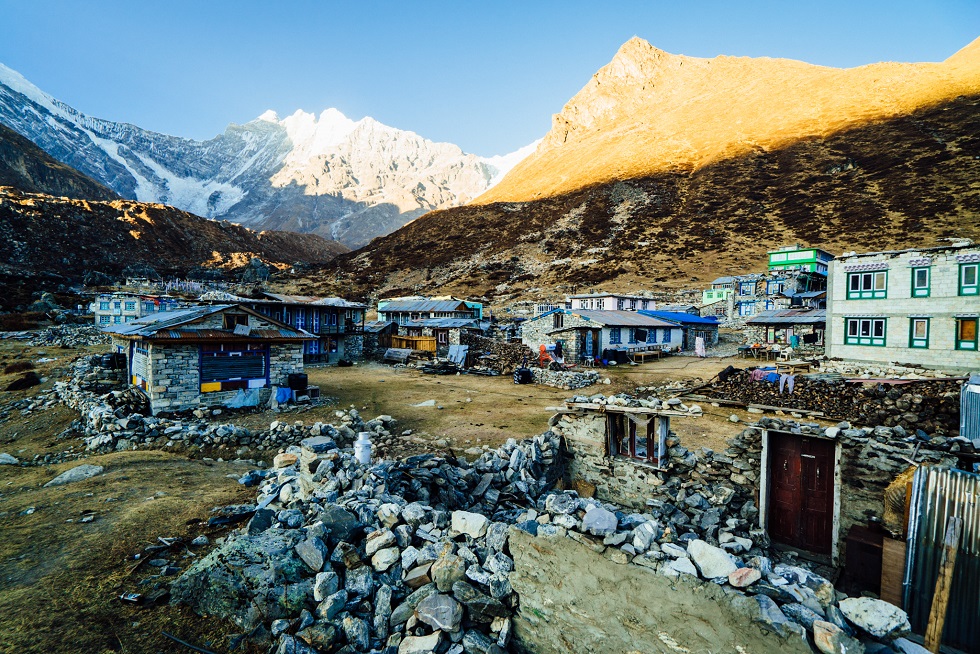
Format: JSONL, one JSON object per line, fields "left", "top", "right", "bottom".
{"left": 374, "top": 584, "right": 393, "bottom": 641}
{"left": 545, "top": 493, "right": 579, "bottom": 514}
{"left": 452, "top": 510, "right": 489, "bottom": 538}
{"left": 313, "top": 571, "right": 340, "bottom": 602}
{"left": 415, "top": 592, "right": 463, "bottom": 631}
{"left": 275, "top": 635, "right": 318, "bottom": 654}
{"left": 452, "top": 581, "right": 510, "bottom": 622}
{"left": 631, "top": 521, "right": 661, "bottom": 551}
{"left": 462, "top": 629, "right": 504, "bottom": 654}
{"left": 399, "top": 631, "right": 443, "bottom": 654}
{"left": 0, "top": 453, "right": 18, "bottom": 465}
{"left": 390, "top": 583, "right": 439, "bottom": 626}
{"left": 667, "top": 557, "right": 698, "bottom": 576}
{"left": 432, "top": 554, "right": 467, "bottom": 592}
{"left": 345, "top": 565, "right": 375, "bottom": 598}
{"left": 486, "top": 522, "right": 509, "bottom": 551}
{"left": 372, "top": 547, "right": 400, "bottom": 572}
{"left": 300, "top": 436, "right": 337, "bottom": 453}
{"left": 687, "top": 539, "right": 738, "bottom": 578}
{"left": 366, "top": 528, "right": 397, "bottom": 556}
{"left": 892, "top": 637, "right": 930, "bottom": 654}
{"left": 661, "top": 542, "right": 688, "bottom": 558}
{"left": 318, "top": 504, "right": 360, "bottom": 543}
{"left": 582, "top": 507, "right": 618, "bottom": 537}
{"left": 316, "top": 589, "right": 348, "bottom": 621}
{"left": 782, "top": 602, "right": 823, "bottom": 630}
{"left": 838, "top": 597, "right": 911, "bottom": 639}
{"left": 378, "top": 503, "right": 401, "bottom": 528}
{"left": 295, "top": 537, "right": 328, "bottom": 572}
{"left": 43, "top": 464, "right": 104, "bottom": 487}
{"left": 341, "top": 615, "right": 370, "bottom": 650}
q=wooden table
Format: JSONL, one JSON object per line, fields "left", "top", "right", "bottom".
{"left": 739, "top": 346, "right": 777, "bottom": 361}
{"left": 632, "top": 350, "right": 663, "bottom": 363}
{"left": 776, "top": 359, "right": 812, "bottom": 374}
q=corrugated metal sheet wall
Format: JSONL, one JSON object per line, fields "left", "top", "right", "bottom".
{"left": 961, "top": 375, "right": 980, "bottom": 443}
{"left": 903, "top": 466, "right": 980, "bottom": 651}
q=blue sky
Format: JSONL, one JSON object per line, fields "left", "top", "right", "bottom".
{"left": 1, "top": 1, "right": 976, "bottom": 156}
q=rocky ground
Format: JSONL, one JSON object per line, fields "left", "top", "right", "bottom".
{"left": 0, "top": 325, "right": 937, "bottom": 653}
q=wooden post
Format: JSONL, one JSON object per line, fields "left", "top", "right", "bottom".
{"left": 924, "top": 516, "right": 963, "bottom": 653}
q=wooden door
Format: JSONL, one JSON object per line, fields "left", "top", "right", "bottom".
{"left": 768, "top": 432, "right": 835, "bottom": 555}
{"left": 768, "top": 432, "right": 801, "bottom": 546}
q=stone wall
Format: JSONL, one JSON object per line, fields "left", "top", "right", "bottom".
{"left": 508, "top": 528, "right": 812, "bottom": 654}
{"left": 342, "top": 335, "right": 364, "bottom": 360}
{"left": 146, "top": 343, "right": 200, "bottom": 414}
{"left": 270, "top": 343, "right": 304, "bottom": 384}
{"left": 704, "top": 371, "right": 963, "bottom": 434}
{"left": 530, "top": 368, "right": 599, "bottom": 390}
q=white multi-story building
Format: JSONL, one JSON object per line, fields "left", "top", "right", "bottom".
{"left": 566, "top": 293, "right": 654, "bottom": 312}
{"left": 825, "top": 242, "right": 979, "bottom": 371}
{"left": 90, "top": 293, "right": 182, "bottom": 326}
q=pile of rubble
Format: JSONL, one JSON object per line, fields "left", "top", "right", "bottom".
{"left": 530, "top": 368, "right": 599, "bottom": 390}
{"left": 28, "top": 324, "right": 112, "bottom": 347}
{"left": 169, "top": 431, "right": 563, "bottom": 653}
{"left": 704, "top": 370, "right": 963, "bottom": 434}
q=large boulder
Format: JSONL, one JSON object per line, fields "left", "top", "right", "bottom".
{"left": 44, "top": 464, "right": 104, "bottom": 487}
{"left": 170, "top": 530, "right": 307, "bottom": 630}
{"left": 582, "top": 507, "right": 618, "bottom": 537}
{"left": 838, "top": 598, "right": 911, "bottom": 640}
{"left": 415, "top": 593, "right": 463, "bottom": 632}
{"left": 687, "top": 539, "right": 738, "bottom": 579}
{"left": 813, "top": 620, "right": 865, "bottom": 654}
{"left": 452, "top": 510, "right": 489, "bottom": 538}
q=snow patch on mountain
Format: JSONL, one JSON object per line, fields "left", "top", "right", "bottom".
{"left": 481, "top": 139, "right": 542, "bottom": 186}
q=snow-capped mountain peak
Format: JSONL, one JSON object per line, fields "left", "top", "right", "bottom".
{"left": 0, "top": 62, "right": 538, "bottom": 247}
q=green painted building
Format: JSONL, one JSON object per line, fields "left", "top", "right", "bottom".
{"left": 767, "top": 245, "right": 835, "bottom": 274}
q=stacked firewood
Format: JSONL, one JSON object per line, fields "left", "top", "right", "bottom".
{"left": 460, "top": 333, "right": 533, "bottom": 373}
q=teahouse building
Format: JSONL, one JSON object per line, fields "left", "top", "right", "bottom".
{"left": 105, "top": 304, "right": 312, "bottom": 414}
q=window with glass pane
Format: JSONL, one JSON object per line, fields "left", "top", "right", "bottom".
{"left": 956, "top": 318, "right": 978, "bottom": 350}
{"left": 847, "top": 271, "right": 888, "bottom": 299}
{"left": 960, "top": 264, "right": 979, "bottom": 296}
{"left": 911, "top": 268, "right": 930, "bottom": 297}
{"left": 845, "top": 318, "right": 886, "bottom": 346}
{"left": 909, "top": 318, "right": 929, "bottom": 348}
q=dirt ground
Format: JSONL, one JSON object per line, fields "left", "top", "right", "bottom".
{"left": 0, "top": 336, "right": 763, "bottom": 653}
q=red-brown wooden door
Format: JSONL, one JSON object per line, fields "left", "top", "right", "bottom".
{"left": 768, "top": 432, "right": 835, "bottom": 555}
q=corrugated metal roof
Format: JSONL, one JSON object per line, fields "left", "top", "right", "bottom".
{"left": 380, "top": 299, "right": 470, "bottom": 313}
{"left": 638, "top": 310, "right": 720, "bottom": 326}
{"left": 745, "top": 309, "right": 827, "bottom": 325}
{"left": 103, "top": 304, "right": 312, "bottom": 340}
{"left": 104, "top": 305, "right": 232, "bottom": 336}
{"left": 564, "top": 310, "right": 678, "bottom": 328}
{"left": 711, "top": 276, "right": 736, "bottom": 284}
{"left": 363, "top": 321, "right": 397, "bottom": 333}
{"left": 403, "top": 318, "right": 480, "bottom": 329}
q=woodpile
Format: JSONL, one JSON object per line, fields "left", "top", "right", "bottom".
{"left": 703, "top": 371, "right": 962, "bottom": 434}
{"left": 460, "top": 333, "right": 533, "bottom": 373}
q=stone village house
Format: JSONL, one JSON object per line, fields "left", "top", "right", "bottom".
{"left": 549, "top": 396, "right": 972, "bottom": 607}
{"left": 521, "top": 309, "right": 682, "bottom": 364}
{"left": 105, "top": 304, "right": 311, "bottom": 414}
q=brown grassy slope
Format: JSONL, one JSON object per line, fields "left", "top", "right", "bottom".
{"left": 478, "top": 36, "right": 980, "bottom": 204}
{"left": 310, "top": 93, "right": 980, "bottom": 301}
{"left": 0, "top": 123, "right": 117, "bottom": 201}
{"left": 0, "top": 188, "right": 348, "bottom": 309}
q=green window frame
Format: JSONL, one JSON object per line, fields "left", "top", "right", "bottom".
{"left": 844, "top": 317, "right": 887, "bottom": 346}
{"left": 847, "top": 271, "right": 888, "bottom": 299}
{"left": 955, "top": 317, "right": 978, "bottom": 351}
{"left": 959, "top": 263, "right": 979, "bottom": 296}
{"left": 908, "top": 318, "right": 929, "bottom": 349}
{"left": 910, "top": 267, "right": 930, "bottom": 298}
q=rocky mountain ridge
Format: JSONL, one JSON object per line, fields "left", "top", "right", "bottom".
{"left": 304, "top": 39, "right": 980, "bottom": 302}
{"left": 0, "top": 63, "right": 535, "bottom": 247}
{"left": 479, "top": 36, "right": 980, "bottom": 203}
{"left": 0, "top": 186, "right": 349, "bottom": 310}
{"left": 0, "top": 123, "right": 117, "bottom": 201}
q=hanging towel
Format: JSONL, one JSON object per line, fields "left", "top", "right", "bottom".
{"left": 695, "top": 336, "right": 706, "bottom": 357}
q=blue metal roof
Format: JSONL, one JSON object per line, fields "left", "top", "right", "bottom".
{"left": 638, "top": 310, "right": 720, "bottom": 326}
{"left": 380, "top": 299, "right": 471, "bottom": 313}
